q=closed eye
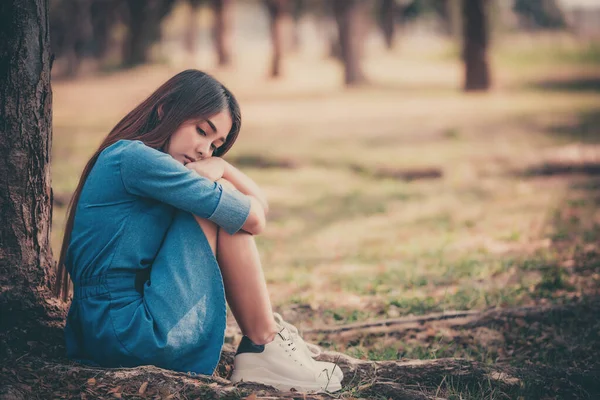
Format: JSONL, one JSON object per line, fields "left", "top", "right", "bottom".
{"left": 196, "top": 126, "right": 206, "bottom": 136}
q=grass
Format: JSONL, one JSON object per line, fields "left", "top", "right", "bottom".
{"left": 50, "top": 31, "right": 600, "bottom": 398}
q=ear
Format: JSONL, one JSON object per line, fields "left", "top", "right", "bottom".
{"left": 157, "top": 104, "right": 164, "bottom": 120}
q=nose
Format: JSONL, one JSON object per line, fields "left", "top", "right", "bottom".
{"left": 195, "top": 140, "right": 212, "bottom": 159}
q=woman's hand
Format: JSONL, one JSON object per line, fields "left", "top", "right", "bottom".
{"left": 186, "top": 158, "right": 226, "bottom": 182}
{"left": 221, "top": 161, "right": 269, "bottom": 215}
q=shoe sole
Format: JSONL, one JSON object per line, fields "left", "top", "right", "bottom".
{"left": 231, "top": 367, "right": 342, "bottom": 393}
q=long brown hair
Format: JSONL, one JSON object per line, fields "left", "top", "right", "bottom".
{"left": 54, "top": 69, "right": 242, "bottom": 301}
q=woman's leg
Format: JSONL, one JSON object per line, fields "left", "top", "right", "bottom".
{"left": 194, "top": 208, "right": 343, "bottom": 392}
{"left": 193, "top": 216, "right": 278, "bottom": 345}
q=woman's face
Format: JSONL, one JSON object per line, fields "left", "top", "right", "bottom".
{"left": 166, "top": 110, "right": 232, "bottom": 165}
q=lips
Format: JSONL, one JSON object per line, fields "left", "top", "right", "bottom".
{"left": 184, "top": 155, "right": 195, "bottom": 164}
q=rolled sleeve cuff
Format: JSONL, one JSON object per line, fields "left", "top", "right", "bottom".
{"left": 208, "top": 185, "right": 251, "bottom": 235}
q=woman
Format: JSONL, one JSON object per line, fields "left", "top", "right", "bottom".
{"left": 55, "top": 69, "right": 342, "bottom": 393}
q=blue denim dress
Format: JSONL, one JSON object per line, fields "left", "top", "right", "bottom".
{"left": 64, "top": 139, "right": 251, "bottom": 374}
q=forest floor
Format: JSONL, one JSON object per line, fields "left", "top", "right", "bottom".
{"left": 4, "top": 33, "right": 599, "bottom": 399}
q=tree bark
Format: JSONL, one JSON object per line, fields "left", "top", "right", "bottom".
{"left": 265, "top": 0, "right": 292, "bottom": 78}
{"left": 333, "top": 0, "right": 367, "bottom": 86}
{"left": 211, "top": 0, "right": 233, "bottom": 67}
{"left": 0, "top": 0, "right": 66, "bottom": 354}
{"left": 462, "top": 0, "right": 491, "bottom": 91}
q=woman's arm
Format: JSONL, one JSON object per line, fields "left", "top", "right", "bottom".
{"left": 222, "top": 161, "right": 269, "bottom": 215}
{"left": 218, "top": 179, "right": 266, "bottom": 235}
{"left": 184, "top": 157, "right": 268, "bottom": 235}
{"left": 119, "top": 141, "right": 251, "bottom": 236}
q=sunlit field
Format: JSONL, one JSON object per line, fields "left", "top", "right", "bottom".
{"left": 51, "top": 30, "right": 600, "bottom": 394}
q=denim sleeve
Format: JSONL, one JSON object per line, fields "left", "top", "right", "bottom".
{"left": 119, "top": 140, "right": 250, "bottom": 235}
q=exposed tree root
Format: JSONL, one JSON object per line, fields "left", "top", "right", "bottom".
{"left": 1, "top": 342, "right": 597, "bottom": 399}
{"left": 2, "top": 301, "right": 600, "bottom": 399}
{"left": 303, "top": 310, "right": 481, "bottom": 335}
{"left": 303, "top": 300, "right": 600, "bottom": 338}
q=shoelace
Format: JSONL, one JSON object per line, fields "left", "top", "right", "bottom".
{"left": 273, "top": 312, "right": 322, "bottom": 358}
{"left": 275, "top": 319, "right": 336, "bottom": 390}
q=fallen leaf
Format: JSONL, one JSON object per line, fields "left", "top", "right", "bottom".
{"left": 86, "top": 378, "right": 96, "bottom": 386}
{"left": 245, "top": 394, "right": 258, "bottom": 400}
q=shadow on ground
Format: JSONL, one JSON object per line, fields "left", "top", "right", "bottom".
{"left": 547, "top": 109, "right": 600, "bottom": 144}
{"left": 529, "top": 77, "right": 600, "bottom": 93}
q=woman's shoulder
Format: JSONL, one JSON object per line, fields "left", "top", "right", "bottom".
{"left": 102, "top": 139, "right": 163, "bottom": 160}
{"left": 105, "top": 139, "right": 145, "bottom": 153}
{"left": 101, "top": 139, "right": 179, "bottom": 177}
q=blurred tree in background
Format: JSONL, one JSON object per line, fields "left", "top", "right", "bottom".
{"left": 333, "top": 0, "right": 368, "bottom": 85}
{"left": 184, "top": 0, "right": 203, "bottom": 60}
{"left": 89, "top": 0, "right": 122, "bottom": 64}
{"left": 264, "top": 0, "right": 293, "bottom": 77}
{"left": 122, "top": 0, "right": 177, "bottom": 67}
{"left": 47, "top": 0, "right": 586, "bottom": 89}
{"left": 212, "top": 0, "right": 234, "bottom": 66}
{"left": 462, "top": 0, "right": 490, "bottom": 91}
{"left": 50, "top": 0, "right": 93, "bottom": 77}
{"left": 513, "top": 0, "right": 566, "bottom": 30}
{"left": 377, "top": 0, "right": 396, "bottom": 50}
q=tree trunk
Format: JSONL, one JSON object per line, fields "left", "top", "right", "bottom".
{"left": 290, "top": 0, "right": 304, "bottom": 53}
{"left": 0, "top": 0, "right": 66, "bottom": 356}
{"left": 65, "top": 0, "right": 93, "bottom": 77}
{"left": 90, "top": 0, "right": 122, "bottom": 63}
{"left": 378, "top": 0, "right": 395, "bottom": 50}
{"left": 333, "top": 0, "right": 367, "bottom": 86}
{"left": 440, "top": 0, "right": 462, "bottom": 39}
{"left": 265, "top": 0, "right": 292, "bottom": 78}
{"left": 123, "top": 0, "right": 154, "bottom": 66}
{"left": 49, "top": 0, "right": 93, "bottom": 78}
{"left": 212, "top": 0, "right": 233, "bottom": 67}
{"left": 123, "top": 0, "right": 176, "bottom": 67}
{"left": 184, "top": 0, "right": 202, "bottom": 61}
{"left": 462, "top": 0, "right": 491, "bottom": 91}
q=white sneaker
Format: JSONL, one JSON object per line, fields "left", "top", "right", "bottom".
{"left": 273, "top": 313, "right": 344, "bottom": 382}
{"left": 230, "top": 327, "right": 342, "bottom": 393}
